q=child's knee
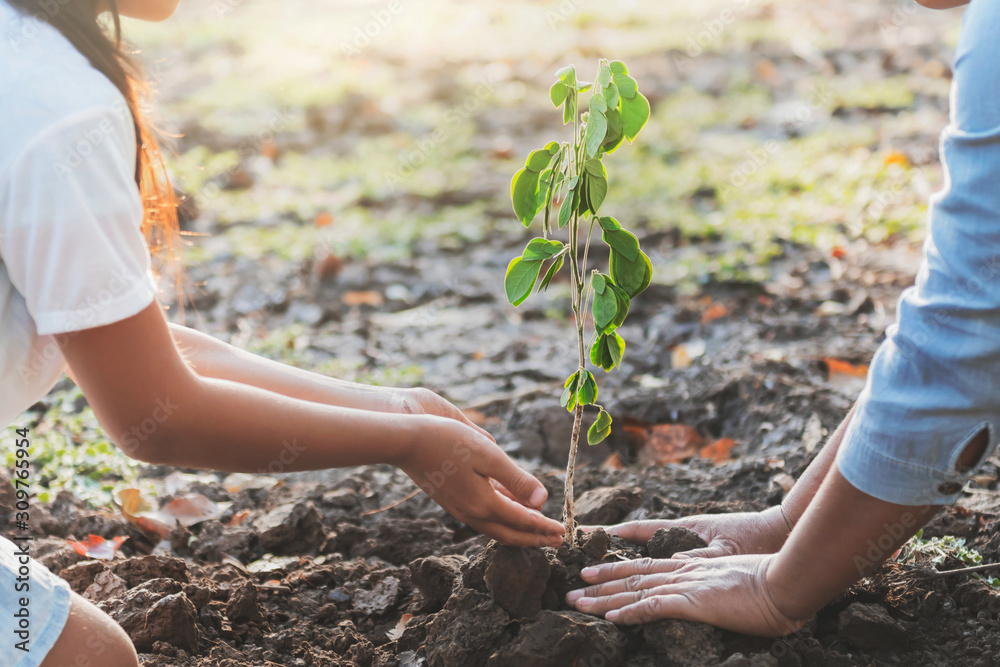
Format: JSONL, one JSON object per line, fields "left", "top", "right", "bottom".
{"left": 40, "top": 592, "right": 138, "bottom": 667}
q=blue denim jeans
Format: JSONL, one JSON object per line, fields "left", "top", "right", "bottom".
{"left": 836, "top": 0, "right": 1000, "bottom": 506}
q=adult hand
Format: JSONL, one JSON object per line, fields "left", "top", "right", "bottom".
{"left": 592, "top": 506, "right": 791, "bottom": 559}
{"left": 566, "top": 553, "right": 805, "bottom": 637}
{"left": 397, "top": 416, "right": 564, "bottom": 547}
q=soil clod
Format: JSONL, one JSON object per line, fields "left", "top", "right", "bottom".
{"left": 647, "top": 527, "right": 707, "bottom": 559}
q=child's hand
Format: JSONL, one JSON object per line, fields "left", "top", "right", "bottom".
{"left": 397, "top": 416, "right": 564, "bottom": 547}
{"left": 393, "top": 387, "right": 494, "bottom": 440}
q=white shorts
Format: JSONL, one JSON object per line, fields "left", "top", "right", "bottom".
{"left": 0, "top": 534, "right": 71, "bottom": 667}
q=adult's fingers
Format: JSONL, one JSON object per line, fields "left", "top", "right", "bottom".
{"left": 601, "top": 520, "right": 687, "bottom": 545}
{"left": 580, "top": 557, "right": 685, "bottom": 584}
{"left": 606, "top": 593, "right": 694, "bottom": 624}
{"left": 569, "top": 572, "right": 682, "bottom": 602}
{"left": 572, "top": 583, "right": 690, "bottom": 616}
{"left": 671, "top": 545, "right": 728, "bottom": 560}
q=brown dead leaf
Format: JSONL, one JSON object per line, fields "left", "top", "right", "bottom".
{"left": 317, "top": 252, "right": 343, "bottom": 279}
{"left": 67, "top": 535, "right": 128, "bottom": 560}
{"left": 700, "top": 303, "right": 729, "bottom": 325}
{"left": 755, "top": 59, "right": 777, "bottom": 81}
{"left": 603, "top": 452, "right": 626, "bottom": 469}
{"left": 260, "top": 140, "right": 279, "bottom": 161}
{"left": 883, "top": 151, "right": 910, "bottom": 167}
{"left": 342, "top": 290, "right": 384, "bottom": 307}
{"left": 386, "top": 614, "right": 414, "bottom": 641}
{"left": 315, "top": 211, "right": 334, "bottom": 227}
{"left": 700, "top": 438, "right": 737, "bottom": 463}
{"left": 823, "top": 358, "right": 868, "bottom": 379}
{"left": 626, "top": 420, "right": 705, "bottom": 466}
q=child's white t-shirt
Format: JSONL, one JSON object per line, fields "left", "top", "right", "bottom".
{"left": 0, "top": 1, "right": 158, "bottom": 428}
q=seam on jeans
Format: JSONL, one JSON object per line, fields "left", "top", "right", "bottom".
{"left": 845, "top": 426, "right": 964, "bottom": 478}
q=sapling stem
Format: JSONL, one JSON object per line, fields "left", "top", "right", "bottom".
{"left": 504, "top": 60, "right": 651, "bottom": 549}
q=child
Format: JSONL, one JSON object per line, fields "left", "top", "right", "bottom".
{"left": 0, "top": 1, "right": 564, "bottom": 665}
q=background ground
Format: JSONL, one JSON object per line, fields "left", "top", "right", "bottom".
{"left": 8, "top": 0, "right": 1000, "bottom": 665}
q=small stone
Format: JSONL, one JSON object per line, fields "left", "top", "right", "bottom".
{"left": 329, "top": 587, "right": 351, "bottom": 603}
{"left": 409, "top": 555, "right": 465, "bottom": 612}
{"left": 580, "top": 528, "right": 611, "bottom": 559}
{"left": 226, "top": 581, "right": 266, "bottom": 624}
{"left": 83, "top": 568, "right": 128, "bottom": 603}
{"left": 719, "top": 654, "right": 750, "bottom": 667}
{"left": 647, "top": 527, "right": 707, "bottom": 559}
{"left": 837, "top": 602, "right": 907, "bottom": 650}
{"left": 575, "top": 487, "right": 643, "bottom": 525}
{"left": 256, "top": 502, "right": 325, "bottom": 554}
{"left": 353, "top": 577, "right": 401, "bottom": 616}
{"left": 107, "top": 590, "right": 200, "bottom": 652}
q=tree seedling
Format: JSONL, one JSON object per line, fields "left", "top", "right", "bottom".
{"left": 505, "top": 60, "right": 651, "bottom": 545}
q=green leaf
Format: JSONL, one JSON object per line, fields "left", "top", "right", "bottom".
{"left": 584, "top": 159, "right": 606, "bottom": 179}
{"left": 511, "top": 168, "right": 541, "bottom": 226}
{"left": 603, "top": 228, "right": 640, "bottom": 262}
{"left": 589, "top": 335, "right": 612, "bottom": 371}
{"left": 561, "top": 371, "right": 581, "bottom": 412}
{"left": 610, "top": 249, "right": 652, "bottom": 298}
{"left": 549, "top": 82, "right": 568, "bottom": 108}
{"left": 598, "top": 216, "right": 621, "bottom": 232}
{"left": 522, "top": 238, "right": 565, "bottom": 261}
{"left": 563, "top": 93, "right": 576, "bottom": 125}
{"left": 538, "top": 255, "right": 564, "bottom": 291}
{"left": 587, "top": 409, "right": 613, "bottom": 445}
{"left": 606, "top": 332, "right": 625, "bottom": 368}
{"left": 588, "top": 171, "right": 608, "bottom": 214}
{"left": 545, "top": 141, "right": 561, "bottom": 155}
{"left": 622, "top": 92, "right": 650, "bottom": 142}
{"left": 591, "top": 273, "right": 607, "bottom": 295}
{"left": 609, "top": 61, "right": 628, "bottom": 76}
{"left": 597, "top": 65, "right": 613, "bottom": 88}
{"left": 558, "top": 188, "right": 575, "bottom": 229}
{"left": 577, "top": 371, "right": 598, "bottom": 406}
{"left": 589, "top": 93, "right": 607, "bottom": 114}
{"left": 609, "top": 283, "right": 630, "bottom": 328}
{"left": 593, "top": 288, "right": 619, "bottom": 333}
{"left": 577, "top": 175, "right": 591, "bottom": 216}
{"left": 613, "top": 73, "right": 638, "bottom": 99}
{"left": 602, "top": 108, "right": 625, "bottom": 154}
{"left": 585, "top": 110, "right": 607, "bottom": 158}
{"left": 577, "top": 82, "right": 593, "bottom": 93}
{"left": 505, "top": 257, "right": 543, "bottom": 306}
{"left": 526, "top": 149, "right": 553, "bottom": 172}
{"left": 556, "top": 66, "right": 576, "bottom": 87}
{"left": 603, "top": 83, "right": 620, "bottom": 111}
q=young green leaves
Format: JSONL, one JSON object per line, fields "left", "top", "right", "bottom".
{"left": 505, "top": 238, "right": 565, "bottom": 306}
{"left": 506, "top": 60, "right": 652, "bottom": 454}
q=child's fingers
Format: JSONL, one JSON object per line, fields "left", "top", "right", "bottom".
{"left": 480, "top": 449, "right": 549, "bottom": 509}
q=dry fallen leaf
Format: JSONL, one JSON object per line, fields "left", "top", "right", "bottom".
{"left": 603, "top": 452, "right": 626, "bottom": 469}
{"left": 824, "top": 358, "right": 868, "bottom": 379}
{"left": 671, "top": 339, "right": 706, "bottom": 369}
{"left": 386, "top": 614, "right": 414, "bottom": 641}
{"left": 626, "top": 420, "right": 705, "bottom": 466}
{"left": 701, "top": 303, "right": 729, "bottom": 325}
{"left": 700, "top": 438, "right": 737, "bottom": 464}
{"left": 67, "top": 534, "right": 128, "bottom": 560}
{"left": 342, "top": 290, "right": 384, "bottom": 307}
{"left": 117, "top": 488, "right": 230, "bottom": 540}
{"left": 315, "top": 211, "right": 334, "bottom": 227}
{"left": 883, "top": 151, "right": 910, "bottom": 167}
